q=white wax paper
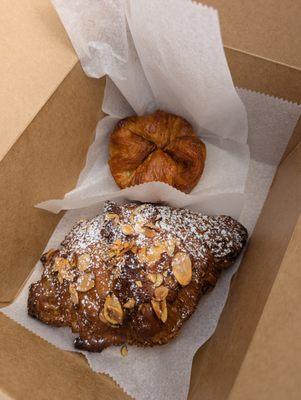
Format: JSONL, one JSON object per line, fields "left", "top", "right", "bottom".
{"left": 2, "top": 1, "right": 301, "bottom": 399}
{"left": 38, "top": 0, "right": 250, "bottom": 215}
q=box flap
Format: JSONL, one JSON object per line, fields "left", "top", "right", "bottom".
{"left": 1, "top": 0, "right": 300, "bottom": 164}
{"left": 202, "top": 0, "right": 301, "bottom": 71}
{"left": 0, "top": 312, "right": 130, "bottom": 400}
{"left": 0, "top": 64, "right": 104, "bottom": 303}
{"left": 0, "top": 0, "right": 77, "bottom": 162}
{"left": 0, "top": 389, "right": 12, "bottom": 400}
{"left": 229, "top": 214, "right": 301, "bottom": 399}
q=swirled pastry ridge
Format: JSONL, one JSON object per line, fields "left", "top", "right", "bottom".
{"left": 109, "top": 110, "right": 206, "bottom": 193}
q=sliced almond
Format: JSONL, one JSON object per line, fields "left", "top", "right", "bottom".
{"left": 77, "top": 253, "right": 91, "bottom": 271}
{"left": 99, "top": 310, "right": 108, "bottom": 324}
{"left": 131, "top": 245, "right": 138, "bottom": 254}
{"left": 53, "top": 257, "right": 70, "bottom": 272}
{"left": 165, "top": 240, "right": 176, "bottom": 257}
{"left": 154, "top": 273, "right": 163, "bottom": 287}
{"left": 135, "top": 280, "right": 142, "bottom": 288}
{"left": 119, "top": 241, "right": 134, "bottom": 256}
{"left": 120, "top": 344, "right": 128, "bottom": 357}
{"left": 103, "top": 294, "right": 123, "bottom": 325}
{"left": 134, "top": 222, "right": 145, "bottom": 234}
{"left": 117, "top": 247, "right": 129, "bottom": 258}
{"left": 144, "top": 222, "right": 160, "bottom": 233}
{"left": 154, "top": 286, "right": 169, "bottom": 301}
{"left": 161, "top": 300, "right": 168, "bottom": 323}
{"left": 143, "top": 227, "right": 156, "bottom": 238}
{"left": 59, "top": 269, "right": 75, "bottom": 282}
{"left": 137, "top": 247, "right": 148, "bottom": 263}
{"left": 172, "top": 252, "right": 192, "bottom": 286}
{"left": 151, "top": 299, "right": 162, "bottom": 320}
{"left": 147, "top": 273, "right": 163, "bottom": 286}
{"left": 142, "top": 222, "right": 160, "bottom": 238}
{"left": 108, "top": 239, "right": 133, "bottom": 259}
{"left": 76, "top": 273, "right": 95, "bottom": 292}
{"left": 105, "top": 213, "right": 120, "bottom": 224}
{"left": 110, "top": 240, "right": 122, "bottom": 252}
{"left": 146, "top": 245, "right": 163, "bottom": 263}
{"left": 151, "top": 299, "right": 168, "bottom": 323}
{"left": 121, "top": 224, "right": 135, "bottom": 236}
{"left": 138, "top": 245, "right": 164, "bottom": 264}
{"left": 57, "top": 274, "right": 63, "bottom": 284}
{"left": 124, "top": 298, "right": 135, "bottom": 309}
{"left": 163, "top": 271, "right": 168, "bottom": 277}
{"left": 147, "top": 273, "right": 157, "bottom": 284}
{"left": 69, "top": 284, "right": 79, "bottom": 305}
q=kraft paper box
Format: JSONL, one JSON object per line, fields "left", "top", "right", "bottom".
{"left": 0, "top": 0, "right": 300, "bottom": 399}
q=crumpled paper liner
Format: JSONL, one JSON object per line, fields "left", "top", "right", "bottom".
{"left": 38, "top": 0, "right": 250, "bottom": 214}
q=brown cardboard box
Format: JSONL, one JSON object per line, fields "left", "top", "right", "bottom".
{"left": 0, "top": 0, "right": 300, "bottom": 399}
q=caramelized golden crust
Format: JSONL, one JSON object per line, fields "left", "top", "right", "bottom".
{"left": 28, "top": 202, "right": 247, "bottom": 352}
{"left": 108, "top": 111, "right": 206, "bottom": 193}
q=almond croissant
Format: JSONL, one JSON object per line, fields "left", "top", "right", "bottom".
{"left": 28, "top": 201, "right": 247, "bottom": 352}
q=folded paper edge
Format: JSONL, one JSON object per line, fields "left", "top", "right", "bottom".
{"left": 0, "top": 308, "right": 134, "bottom": 400}
{"left": 36, "top": 184, "right": 246, "bottom": 214}
{"left": 34, "top": 85, "right": 300, "bottom": 214}
{"left": 237, "top": 87, "right": 301, "bottom": 108}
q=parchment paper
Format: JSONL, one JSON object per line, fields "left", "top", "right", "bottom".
{"left": 3, "top": 94, "right": 300, "bottom": 400}
{"left": 2, "top": 1, "right": 301, "bottom": 399}
{"left": 37, "top": 0, "right": 250, "bottom": 215}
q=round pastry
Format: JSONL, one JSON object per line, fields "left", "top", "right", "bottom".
{"left": 108, "top": 110, "right": 206, "bottom": 193}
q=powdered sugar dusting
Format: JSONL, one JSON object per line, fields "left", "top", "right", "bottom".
{"left": 28, "top": 201, "right": 247, "bottom": 353}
